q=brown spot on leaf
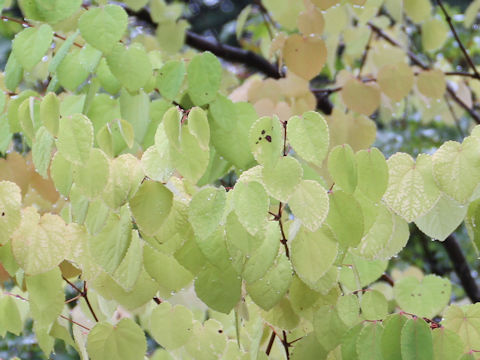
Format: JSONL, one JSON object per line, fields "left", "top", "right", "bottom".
{"left": 266, "top": 135, "right": 272, "bottom": 142}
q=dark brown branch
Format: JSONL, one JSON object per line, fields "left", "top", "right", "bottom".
{"left": 436, "top": 0, "right": 480, "bottom": 79}
{"left": 282, "top": 330, "right": 290, "bottom": 360}
{"left": 63, "top": 277, "right": 99, "bottom": 322}
{"left": 265, "top": 330, "right": 276, "bottom": 355}
{"left": 442, "top": 235, "right": 480, "bottom": 303}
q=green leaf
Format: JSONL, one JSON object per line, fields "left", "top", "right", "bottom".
{"left": 287, "top": 111, "right": 329, "bottom": 167}
{"left": 78, "top": 4, "right": 128, "bottom": 54}
{"left": 156, "top": 20, "right": 189, "bottom": 54}
{"left": 4, "top": 52, "right": 23, "bottom": 92}
{"left": 161, "top": 106, "right": 181, "bottom": 150}
{"left": 246, "top": 253, "right": 292, "bottom": 310}
{"left": 401, "top": 318, "right": 434, "bottom": 360}
{"left": 50, "top": 152, "right": 73, "bottom": 197}
{"left": 328, "top": 144, "right": 357, "bottom": 193}
{"left": 25, "top": 267, "right": 64, "bottom": 329}
{"left": 416, "top": 195, "right": 467, "bottom": 241}
{"left": 87, "top": 318, "right": 146, "bottom": 360}
{"left": 233, "top": 181, "right": 269, "bottom": 236}
{"left": 443, "top": 303, "right": 480, "bottom": 351}
{"left": 49, "top": 30, "right": 80, "bottom": 73}
{"left": 340, "top": 323, "right": 363, "bottom": 360}
{"left": 357, "top": 322, "right": 384, "bottom": 360}
{"left": 339, "top": 252, "right": 387, "bottom": 290}
{"left": 262, "top": 156, "right": 303, "bottom": 202}
{"left": 432, "top": 137, "right": 480, "bottom": 203}
{"left": 32, "top": 126, "right": 54, "bottom": 178}
{"left": 326, "top": 190, "right": 364, "bottom": 247}
{"left": 12, "top": 208, "right": 68, "bottom": 275}
{"left": 188, "top": 187, "right": 226, "bottom": 239}
{"left": 12, "top": 24, "right": 53, "bottom": 71}
{"left": 195, "top": 227, "right": 231, "bottom": 271}
{"left": 187, "top": 51, "right": 222, "bottom": 106}
{"left": 156, "top": 60, "right": 186, "bottom": 100}
{"left": 466, "top": 198, "right": 480, "bottom": 254}
{"left": 89, "top": 205, "right": 132, "bottom": 274}
{"left": 0, "top": 181, "right": 22, "bottom": 245}
{"left": 422, "top": 18, "right": 448, "bottom": 52}
{"left": 144, "top": 245, "right": 193, "bottom": 293}
{"left": 291, "top": 226, "right": 338, "bottom": 288}
{"left": 291, "top": 333, "right": 327, "bottom": 360}
{"left": 57, "top": 46, "right": 102, "bottom": 91}
{"left": 360, "top": 290, "right": 388, "bottom": 320}
{"left": 195, "top": 263, "right": 241, "bottom": 313}
{"left": 18, "top": 0, "right": 82, "bottom": 24}
{"left": 432, "top": 328, "right": 465, "bottom": 360}
{"left": 56, "top": 114, "right": 94, "bottom": 165}
{"left": 119, "top": 89, "right": 150, "bottom": 143}
{"left": 355, "top": 147, "right": 388, "bottom": 202}
{"left": 249, "top": 116, "right": 283, "bottom": 166}
{"left": 96, "top": 58, "right": 121, "bottom": 94}
{"left": 149, "top": 302, "right": 193, "bottom": 350}
{"left": 40, "top": 92, "right": 60, "bottom": 136}
{"left": 313, "top": 305, "right": 348, "bottom": 351}
{"left": 130, "top": 180, "right": 173, "bottom": 236}
{"left": 188, "top": 107, "right": 210, "bottom": 150}
{"left": 111, "top": 230, "right": 143, "bottom": 291}
{"left": 384, "top": 153, "right": 440, "bottom": 222}
{"left": 73, "top": 148, "right": 110, "bottom": 199}
{"left": 225, "top": 212, "right": 263, "bottom": 258}
{"left": 184, "top": 319, "right": 227, "bottom": 359}
{"left": 0, "top": 294, "right": 22, "bottom": 336}
{"left": 141, "top": 144, "right": 174, "bottom": 183}
{"left": 337, "top": 294, "right": 360, "bottom": 327}
{"left": 394, "top": 275, "right": 451, "bottom": 318}
{"left": 381, "top": 314, "right": 407, "bottom": 360}
{"left": 106, "top": 43, "right": 153, "bottom": 92}
{"left": 289, "top": 180, "right": 329, "bottom": 232}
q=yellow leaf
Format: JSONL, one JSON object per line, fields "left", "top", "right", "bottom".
{"left": 284, "top": 34, "right": 327, "bottom": 80}
{"left": 417, "top": 70, "right": 446, "bottom": 99}
{"left": 378, "top": 62, "right": 414, "bottom": 102}
{"left": 341, "top": 79, "right": 381, "bottom": 115}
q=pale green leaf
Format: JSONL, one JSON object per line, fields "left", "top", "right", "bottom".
{"left": 394, "top": 275, "right": 451, "bottom": 318}
{"left": 0, "top": 294, "right": 22, "bottom": 336}
{"left": 18, "top": 0, "right": 82, "bottom": 24}
{"left": 156, "top": 60, "right": 185, "bottom": 100}
{"left": 225, "top": 212, "right": 264, "bottom": 259}
{"left": 337, "top": 294, "right": 360, "bottom": 327}
{"left": 233, "top": 181, "right": 269, "bottom": 236}
{"left": 432, "top": 327, "right": 465, "bottom": 360}
{"left": 4, "top": 52, "right": 23, "bottom": 92}
{"left": 339, "top": 253, "right": 387, "bottom": 289}
{"left": 87, "top": 318, "right": 146, "bottom": 360}
{"left": 381, "top": 314, "right": 407, "bottom": 360}
{"left": 0, "top": 181, "right": 22, "bottom": 245}
{"left": 78, "top": 4, "right": 128, "bottom": 54}
{"left": 141, "top": 144, "right": 174, "bottom": 183}
{"left": 111, "top": 230, "right": 143, "bottom": 291}
{"left": 49, "top": 30, "right": 80, "bottom": 73}
{"left": 187, "top": 51, "right": 222, "bottom": 106}
{"left": 262, "top": 156, "right": 303, "bottom": 202}
{"left": 130, "top": 180, "right": 173, "bottom": 236}
{"left": 340, "top": 323, "right": 363, "bottom": 360}
{"left": 249, "top": 115, "right": 283, "bottom": 166}
{"left": 401, "top": 318, "right": 434, "bottom": 360}
{"left": 73, "top": 148, "right": 110, "bottom": 199}
{"left": 291, "top": 333, "right": 327, "bottom": 360}
{"left": 56, "top": 114, "right": 93, "bottom": 165}
{"left": 357, "top": 322, "right": 384, "bottom": 360}
{"left": 360, "top": 290, "right": 388, "bottom": 320}
{"left": 150, "top": 302, "right": 193, "bottom": 350}
{"left": 156, "top": 19, "right": 188, "bottom": 54}
{"left": 443, "top": 303, "right": 480, "bottom": 351}
{"left": 313, "top": 305, "right": 348, "bottom": 351}
{"left": 188, "top": 187, "right": 226, "bottom": 239}
{"left": 32, "top": 126, "right": 53, "bottom": 178}
{"left": 289, "top": 180, "right": 329, "bottom": 231}
{"left": 40, "top": 92, "right": 60, "bottom": 136}
{"left": 384, "top": 153, "right": 440, "bottom": 222}
{"left": 422, "top": 17, "right": 448, "bottom": 52}
{"left": 328, "top": 144, "right": 357, "bottom": 193}
{"left": 12, "top": 24, "right": 53, "bottom": 71}
{"left": 50, "top": 152, "right": 73, "bottom": 197}
{"left": 188, "top": 107, "right": 210, "bottom": 150}
{"left": 355, "top": 147, "right": 388, "bottom": 202}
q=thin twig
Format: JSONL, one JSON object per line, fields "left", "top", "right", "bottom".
{"left": 281, "top": 330, "right": 290, "bottom": 360}
{"left": 63, "top": 277, "right": 99, "bottom": 322}
{"left": 59, "top": 314, "right": 91, "bottom": 331}
{"left": 358, "top": 31, "right": 374, "bottom": 79}
{"left": 265, "top": 330, "right": 276, "bottom": 355}
{"left": 436, "top": 0, "right": 480, "bottom": 79}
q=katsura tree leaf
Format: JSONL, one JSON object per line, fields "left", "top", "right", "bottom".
{"left": 32, "top": 126, "right": 54, "bottom": 178}
{"left": 432, "top": 137, "right": 480, "bottom": 203}
{"left": 291, "top": 333, "right": 327, "bottom": 360}
{"left": 149, "top": 302, "right": 193, "bottom": 350}
{"left": 341, "top": 79, "right": 380, "bottom": 116}
{"left": 225, "top": 212, "right": 264, "bottom": 259}
{"left": 183, "top": 319, "right": 227, "bottom": 359}
{"left": 417, "top": 70, "right": 446, "bottom": 99}
{"left": 89, "top": 205, "right": 132, "bottom": 274}
{"left": 103, "top": 154, "right": 144, "bottom": 209}
{"left": 416, "top": 195, "right": 467, "bottom": 241}
{"left": 18, "top": 0, "right": 82, "bottom": 24}
{"left": 287, "top": 111, "right": 329, "bottom": 167}
{"left": 297, "top": 5, "right": 325, "bottom": 35}
{"left": 129, "top": 180, "right": 173, "bottom": 236}
{"left": 49, "top": 30, "right": 80, "bottom": 74}
{"left": 394, "top": 275, "right": 451, "bottom": 318}
{"left": 313, "top": 305, "right": 348, "bottom": 351}
{"left": 232, "top": 181, "right": 269, "bottom": 236}
{"left": 339, "top": 252, "right": 387, "bottom": 289}
{"left": 355, "top": 148, "right": 388, "bottom": 203}
{"left": 25, "top": 267, "right": 64, "bottom": 329}
{"left": 4, "top": 52, "right": 23, "bottom": 92}
{"left": 78, "top": 4, "right": 128, "bottom": 54}
{"left": 443, "top": 303, "right": 480, "bottom": 351}
{"left": 161, "top": 107, "right": 181, "bottom": 150}
{"left": 143, "top": 246, "right": 193, "bottom": 293}
{"left": 401, "top": 318, "right": 434, "bottom": 360}
{"left": 111, "top": 230, "right": 143, "bottom": 291}
{"left": 289, "top": 180, "right": 329, "bottom": 232}
{"left": 236, "top": 5, "right": 252, "bottom": 39}
{"left": 142, "top": 144, "right": 174, "bottom": 183}
{"left": 188, "top": 187, "right": 226, "bottom": 239}
{"left": 12, "top": 208, "right": 68, "bottom": 275}
{"left": 87, "top": 318, "right": 146, "bottom": 360}
{"left": 291, "top": 226, "right": 338, "bottom": 288}
{"left": 283, "top": 34, "right": 326, "bottom": 80}
{"left": 381, "top": 314, "right": 407, "bottom": 360}
{"left": 56, "top": 114, "right": 94, "bottom": 165}
{"left": 384, "top": 153, "right": 440, "bottom": 222}
{"left": 262, "top": 156, "right": 303, "bottom": 202}
{"left": 422, "top": 18, "right": 448, "bottom": 52}
{"left": 328, "top": 144, "right": 357, "bottom": 193}
{"left": 357, "top": 322, "right": 384, "bottom": 360}
{"left": 156, "top": 19, "right": 189, "bottom": 54}
{"left": 466, "top": 198, "right": 480, "bottom": 254}
{"left": 326, "top": 190, "right": 364, "bottom": 248}
{"left": 187, "top": 51, "right": 222, "bottom": 106}
{"left": 0, "top": 181, "right": 22, "bottom": 245}
{"left": 73, "top": 148, "right": 110, "bottom": 199}
{"left": 432, "top": 328, "right": 465, "bottom": 360}
{"left": 12, "top": 24, "right": 53, "bottom": 71}
{"left": 360, "top": 290, "right": 388, "bottom": 320}
{"left": 187, "top": 107, "right": 210, "bottom": 151}
{"left": 340, "top": 323, "right": 363, "bottom": 360}
{"left": 156, "top": 60, "right": 185, "bottom": 100}
{"left": 404, "top": 0, "right": 432, "bottom": 23}
{"left": 337, "top": 294, "right": 360, "bottom": 327}
{"left": 50, "top": 152, "right": 73, "bottom": 197}
{"left": 40, "top": 92, "right": 60, "bottom": 136}
{"left": 195, "top": 263, "right": 241, "bottom": 313}
{"left": 0, "top": 294, "right": 23, "bottom": 336}
{"left": 246, "top": 253, "right": 293, "bottom": 310}
{"left": 249, "top": 115, "right": 283, "bottom": 166}
{"left": 377, "top": 62, "right": 414, "bottom": 101}
{"left": 195, "top": 226, "right": 231, "bottom": 270}
{"left": 106, "top": 43, "right": 152, "bottom": 92}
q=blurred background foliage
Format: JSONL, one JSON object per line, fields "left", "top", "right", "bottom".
{"left": 0, "top": 0, "right": 478, "bottom": 358}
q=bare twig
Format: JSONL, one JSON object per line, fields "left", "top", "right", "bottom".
{"left": 265, "top": 330, "right": 276, "bottom": 355}
{"left": 63, "top": 277, "right": 99, "bottom": 322}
